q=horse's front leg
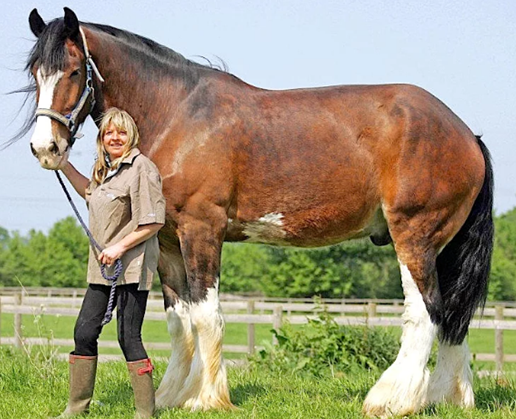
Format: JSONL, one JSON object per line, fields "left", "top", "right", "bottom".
{"left": 155, "top": 243, "right": 194, "bottom": 408}
{"left": 173, "top": 204, "right": 234, "bottom": 411}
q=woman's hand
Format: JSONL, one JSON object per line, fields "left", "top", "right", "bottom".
{"left": 98, "top": 224, "right": 163, "bottom": 266}
{"left": 98, "top": 243, "right": 127, "bottom": 266}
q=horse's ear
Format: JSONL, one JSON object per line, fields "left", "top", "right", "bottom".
{"left": 63, "top": 7, "right": 80, "bottom": 40}
{"left": 29, "top": 8, "right": 46, "bottom": 38}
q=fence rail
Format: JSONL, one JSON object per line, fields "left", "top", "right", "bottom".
{"left": 1, "top": 288, "right": 515, "bottom": 370}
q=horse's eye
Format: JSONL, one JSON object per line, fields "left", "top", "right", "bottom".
{"left": 70, "top": 69, "right": 81, "bottom": 78}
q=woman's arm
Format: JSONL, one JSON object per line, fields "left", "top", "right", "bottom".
{"left": 98, "top": 223, "right": 164, "bottom": 266}
{"left": 60, "top": 161, "right": 90, "bottom": 199}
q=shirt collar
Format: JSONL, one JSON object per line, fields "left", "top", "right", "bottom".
{"left": 121, "top": 148, "right": 141, "bottom": 165}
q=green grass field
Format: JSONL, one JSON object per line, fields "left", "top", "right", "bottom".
{"left": 1, "top": 346, "right": 516, "bottom": 419}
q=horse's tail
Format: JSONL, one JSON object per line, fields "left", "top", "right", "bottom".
{"left": 436, "top": 136, "right": 494, "bottom": 345}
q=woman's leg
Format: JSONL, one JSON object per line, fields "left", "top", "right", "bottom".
{"left": 117, "top": 284, "right": 154, "bottom": 418}
{"left": 116, "top": 284, "right": 149, "bottom": 361}
{"left": 74, "top": 284, "right": 111, "bottom": 356}
{"left": 60, "top": 284, "right": 110, "bottom": 417}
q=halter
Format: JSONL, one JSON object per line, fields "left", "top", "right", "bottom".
{"left": 35, "top": 27, "right": 104, "bottom": 145}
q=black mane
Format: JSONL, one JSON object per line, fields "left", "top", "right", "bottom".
{"left": 7, "top": 17, "right": 228, "bottom": 146}
{"left": 27, "top": 18, "right": 223, "bottom": 75}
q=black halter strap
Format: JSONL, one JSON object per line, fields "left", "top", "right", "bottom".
{"left": 34, "top": 27, "right": 104, "bottom": 145}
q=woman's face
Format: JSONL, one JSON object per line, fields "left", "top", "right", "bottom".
{"left": 102, "top": 122, "right": 129, "bottom": 160}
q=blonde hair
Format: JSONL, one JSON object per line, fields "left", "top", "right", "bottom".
{"left": 92, "top": 108, "right": 140, "bottom": 185}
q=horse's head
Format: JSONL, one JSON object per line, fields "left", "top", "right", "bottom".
{"left": 28, "top": 8, "right": 95, "bottom": 169}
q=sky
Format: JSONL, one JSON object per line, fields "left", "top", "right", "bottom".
{"left": 0, "top": 0, "right": 515, "bottom": 234}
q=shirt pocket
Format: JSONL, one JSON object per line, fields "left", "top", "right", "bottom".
{"left": 94, "top": 186, "right": 131, "bottom": 229}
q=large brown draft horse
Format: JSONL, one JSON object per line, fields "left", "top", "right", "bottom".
{"left": 24, "top": 8, "right": 493, "bottom": 417}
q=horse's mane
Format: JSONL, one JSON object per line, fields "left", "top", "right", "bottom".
{"left": 6, "top": 17, "right": 228, "bottom": 146}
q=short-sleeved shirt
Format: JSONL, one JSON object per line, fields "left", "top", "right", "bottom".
{"left": 85, "top": 148, "right": 166, "bottom": 290}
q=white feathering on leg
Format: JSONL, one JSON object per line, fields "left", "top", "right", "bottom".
{"left": 428, "top": 341, "right": 474, "bottom": 407}
{"left": 363, "top": 262, "right": 437, "bottom": 417}
{"left": 155, "top": 299, "right": 194, "bottom": 408}
{"left": 176, "top": 279, "right": 233, "bottom": 410}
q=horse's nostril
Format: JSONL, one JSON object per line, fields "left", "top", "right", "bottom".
{"left": 49, "top": 141, "right": 59, "bottom": 154}
{"left": 30, "top": 143, "right": 38, "bottom": 157}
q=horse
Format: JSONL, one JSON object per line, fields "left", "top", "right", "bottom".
{"left": 24, "top": 7, "right": 493, "bottom": 417}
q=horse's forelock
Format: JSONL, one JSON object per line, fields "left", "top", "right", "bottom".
{"left": 3, "top": 19, "right": 70, "bottom": 147}
{"left": 27, "top": 18, "right": 74, "bottom": 76}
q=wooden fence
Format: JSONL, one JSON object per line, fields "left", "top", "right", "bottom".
{"left": 1, "top": 288, "right": 516, "bottom": 371}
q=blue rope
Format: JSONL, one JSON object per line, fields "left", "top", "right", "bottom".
{"left": 55, "top": 171, "right": 122, "bottom": 325}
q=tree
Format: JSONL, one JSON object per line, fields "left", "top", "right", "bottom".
{"left": 258, "top": 240, "right": 401, "bottom": 299}
{"left": 488, "top": 208, "right": 516, "bottom": 301}
{"left": 0, "top": 218, "right": 88, "bottom": 288}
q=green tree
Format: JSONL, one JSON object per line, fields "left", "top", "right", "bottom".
{"left": 258, "top": 240, "right": 401, "bottom": 299}
{"left": 0, "top": 217, "right": 89, "bottom": 288}
{"left": 220, "top": 243, "right": 270, "bottom": 294}
{"left": 489, "top": 208, "right": 516, "bottom": 301}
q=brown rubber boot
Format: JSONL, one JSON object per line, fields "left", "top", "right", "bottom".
{"left": 127, "top": 358, "right": 155, "bottom": 418}
{"left": 58, "top": 354, "right": 97, "bottom": 417}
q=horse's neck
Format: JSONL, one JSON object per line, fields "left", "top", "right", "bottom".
{"left": 88, "top": 29, "right": 191, "bottom": 150}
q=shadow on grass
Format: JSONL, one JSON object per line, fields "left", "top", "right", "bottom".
{"left": 231, "top": 383, "right": 266, "bottom": 406}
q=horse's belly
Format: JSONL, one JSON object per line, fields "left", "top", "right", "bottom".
{"left": 226, "top": 202, "right": 385, "bottom": 248}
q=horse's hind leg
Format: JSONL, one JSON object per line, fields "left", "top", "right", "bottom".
{"left": 363, "top": 249, "right": 439, "bottom": 417}
{"left": 427, "top": 341, "right": 474, "bottom": 407}
{"left": 155, "top": 245, "right": 195, "bottom": 408}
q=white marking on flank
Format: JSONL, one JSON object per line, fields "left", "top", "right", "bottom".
{"left": 243, "top": 212, "right": 288, "bottom": 244}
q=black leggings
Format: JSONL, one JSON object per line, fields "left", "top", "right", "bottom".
{"left": 74, "top": 283, "right": 149, "bottom": 362}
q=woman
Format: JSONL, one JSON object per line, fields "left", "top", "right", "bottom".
{"left": 58, "top": 108, "right": 165, "bottom": 418}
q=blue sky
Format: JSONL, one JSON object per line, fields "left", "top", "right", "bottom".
{"left": 1, "top": 0, "right": 515, "bottom": 233}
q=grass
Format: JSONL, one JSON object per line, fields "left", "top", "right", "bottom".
{"left": 1, "top": 346, "right": 516, "bottom": 419}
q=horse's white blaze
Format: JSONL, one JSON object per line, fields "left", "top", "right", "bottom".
{"left": 176, "top": 279, "right": 232, "bottom": 410}
{"left": 155, "top": 298, "right": 195, "bottom": 408}
{"left": 428, "top": 342, "right": 474, "bottom": 407}
{"left": 243, "top": 212, "right": 287, "bottom": 244}
{"left": 31, "top": 68, "right": 63, "bottom": 151}
{"left": 363, "top": 262, "right": 437, "bottom": 417}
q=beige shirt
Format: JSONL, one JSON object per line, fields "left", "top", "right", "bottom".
{"left": 85, "top": 148, "right": 166, "bottom": 290}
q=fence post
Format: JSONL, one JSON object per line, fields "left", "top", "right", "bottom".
{"left": 272, "top": 305, "right": 283, "bottom": 346}
{"left": 367, "top": 302, "right": 377, "bottom": 319}
{"left": 495, "top": 305, "right": 504, "bottom": 374}
{"left": 247, "top": 300, "right": 255, "bottom": 355}
{"left": 15, "top": 292, "right": 23, "bottom": 349}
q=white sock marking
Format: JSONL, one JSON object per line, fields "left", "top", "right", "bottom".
{"left": 363, "top": 262, "right": 437, "bottom": 417}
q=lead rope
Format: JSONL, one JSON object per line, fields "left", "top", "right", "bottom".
{"left": 55, "top": 171, "right": 122, "bottom": 325}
